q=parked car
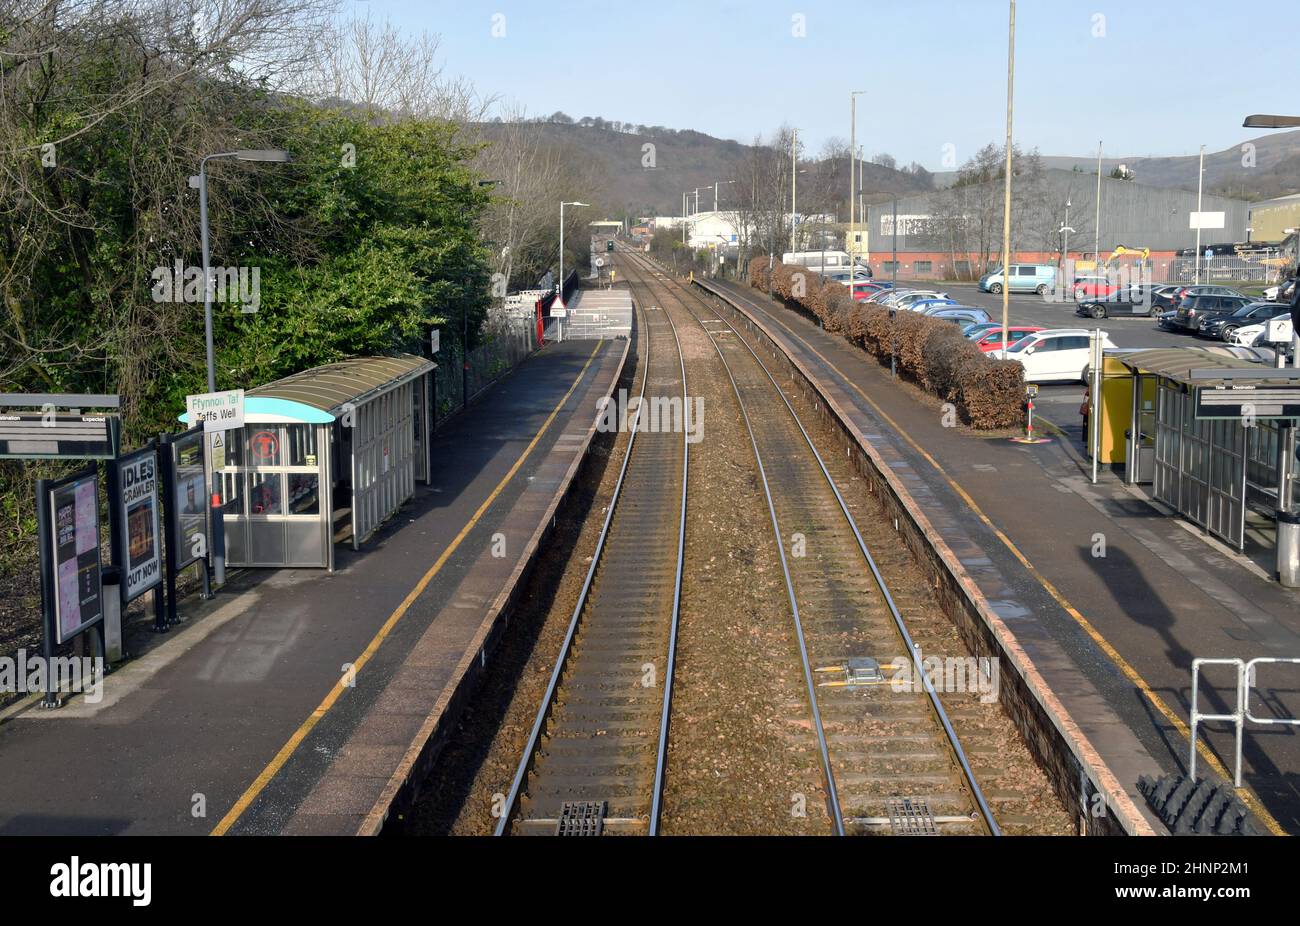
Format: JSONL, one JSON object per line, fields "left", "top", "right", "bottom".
{"left": 1075, "top": 298, "right": 1157, "bottom": 319}
{"left": 913, "top": 299, "right": 962, "bottom": 314}
{"left": 1155, "top": 309, "right": 1179, "bottom": 331}
{"left": 962, "top": 321, "right": 1003, "bottom": 338}
{"left": 892, "top": 290, "right": 951, "bottom": 310}
{"left": 978, "top": 263, "right": 1057, "bottom": 295}
{"left": 929, "top": 307, "right": 993, "bottom": 326}
{"left": 1172, "top": 293, "right": 1253, "bottom": 331}
{"left": 970, "top": 325, "right": 1043, "bottom": 352}
{"left": 1196, "top": 301, "right": 1292, "bottom": 341}
{"left": 1231, "top": 316, "right": 1293, "bottom": 346}
{"left": 1263, "top": 278, "right": 1296, "bottom": 302}
{"left": 992, "top": 329, "right": 1117, "bottom": 382}
{"left": 1149, "top": 285, "right": 1190, "bottom": 311}
{"left": 1071, "top": 275, "right": 1124, "bottom": 301}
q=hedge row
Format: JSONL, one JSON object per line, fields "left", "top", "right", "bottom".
{"left": 745, "top": 257, "right": 1024, "bottom": 429}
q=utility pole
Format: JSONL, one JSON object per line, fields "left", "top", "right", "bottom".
{"left": 1194, "top": 144, "right": 1206, "bottom": 285}
{"left": 1000, "top": 0, "right": 1016, "bottom": 351}
{"left": 850, "top": 92, "right": 864, "bottom": 264}
{"left": 1094, "top": 141, "right": 1102, "bottom": 268}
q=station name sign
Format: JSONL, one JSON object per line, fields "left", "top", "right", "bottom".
{"left": 1194, "top": 384, "right": 1300, "bottom": 420}
{"left": 186, "top": 389, "right": 244, "bottom": 432}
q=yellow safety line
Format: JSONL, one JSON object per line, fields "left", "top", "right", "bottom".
{"left": 211, "top": 341, "right": 604, "bottom": 835}
{"left": 728, "top": 292, "right": 1287, "bottom": 836}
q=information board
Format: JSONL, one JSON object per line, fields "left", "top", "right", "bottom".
{"left": 171, "top": 429, "right": 209, "bottom": 569}
{"left": 1195, "top": 384, "right": 1300, "bottom": 420}
{"left": 0, "top": 413, "right": 116, "bottom": 459}
{"left": 48, "top": 471, "right": 103, "bottom": 643}
{"left": 116, "top": 448, "right": 162, "bottom": 602}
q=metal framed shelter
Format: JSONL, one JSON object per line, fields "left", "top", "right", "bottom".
{"left": 1116, "top": 349, "right": 1297, "bottom": 551}
{"left": 181, "top": 354, "right": 433, "bottom": 571}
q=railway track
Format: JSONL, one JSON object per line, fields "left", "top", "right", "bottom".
{"left": 494, "top": 297, "right": 688, "bottom": 836}
{"left": 618, "top": 250, "right": 1000, "bottom": 836}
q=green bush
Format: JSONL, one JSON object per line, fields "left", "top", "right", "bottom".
{"left": 753, "top": 262, "right": 1024, "bottom": 429}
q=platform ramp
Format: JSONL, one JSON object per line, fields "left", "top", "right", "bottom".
{"left": 563, "top": 288, "right": 632, "bottom": 339}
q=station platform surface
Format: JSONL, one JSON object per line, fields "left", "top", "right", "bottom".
{"left": 0, "top": 337, "right": 625, "bottom": 836}
{"left": 704, "top": 276, "right": 1300, "bottom": 836}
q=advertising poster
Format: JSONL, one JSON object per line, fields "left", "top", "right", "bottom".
{"left": 50, "top": 473, "right": 102, "bottom": 642}
{"left": 172, "top": 430, "right": 208, "bottom": 569}
{"left": 117, "top": 450, "right": 162, "bottom": 601}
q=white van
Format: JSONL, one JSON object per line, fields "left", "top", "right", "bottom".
{"left": 782, "top": 250, "right": 872, "bottom": 277}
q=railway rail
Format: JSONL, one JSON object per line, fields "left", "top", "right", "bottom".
{"left": 618, "top": 249, "right": 1001, "bottom": 836}
{"left": 494, "top": 296, "right": 689, "bottom": 836}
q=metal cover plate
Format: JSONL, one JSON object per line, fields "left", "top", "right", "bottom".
{"left": 556, "top": 800, "right": 606, "bottom": 836}
{"left": 888, "top": 798, "right": 937, "bottom": 836}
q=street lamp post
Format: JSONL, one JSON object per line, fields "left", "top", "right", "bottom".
{"left": 999, "top": 1, "right": 1016, "bottom": 352}
{"left": 850, "top": 91, "right": 865, "bottom": 267}
{"left": 190, "top": 148, "right": 292, "bottom": 589}
{"left": 559, "top": 200, "right": 587, "bottom": 341}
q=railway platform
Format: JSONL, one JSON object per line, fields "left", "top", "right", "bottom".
{"left": 700, "top": 275, "right": 1300, "bottom": 836}
{"left": 0, "top": 336, "right": 627, "bottom": 836}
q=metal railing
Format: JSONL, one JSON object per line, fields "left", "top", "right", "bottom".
{"left": 1190, "top": 656, "right": 1300, "bottom": 786}
{"left": 433, "top": 317, "right": 537, "bottom": 424}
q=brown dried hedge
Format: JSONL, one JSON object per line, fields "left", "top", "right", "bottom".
{"left": 742, "top": 260, "right": 1024, "bottom": 429}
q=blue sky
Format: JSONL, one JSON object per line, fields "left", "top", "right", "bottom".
{"left": 356, "top": 0, "right": 1297, "bottom": 167}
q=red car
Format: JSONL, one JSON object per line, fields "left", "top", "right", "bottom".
{"left": 973, "top": 325, "right": 1043, "bottom": 352}
{"left": 1072, "top": 276, "right": 1122, "bottom": 301}
{"left": 848, "top": 281, "right": 889, "bottom": 301}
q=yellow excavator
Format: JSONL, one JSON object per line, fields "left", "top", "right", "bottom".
{"left": 1076, "top": 245, "right": 1150, "bottom": 274}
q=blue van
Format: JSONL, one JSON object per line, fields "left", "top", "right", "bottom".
{"left": 978, "top": 263, "right": 1057, "bottom": 295}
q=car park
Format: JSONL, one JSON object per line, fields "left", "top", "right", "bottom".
{"left": 1172, "top": 293, "right": 1253, "bottom": 331}
{"left": 1196, "top": 301, "right": 1292, "bottom": 341}
{"left": 992, "top": 328, "right": 1117, "bottom": 382}
{"left": 979, "top": 263, "right": 1057, "bottom": 295}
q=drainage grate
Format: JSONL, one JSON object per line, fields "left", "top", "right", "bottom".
{"left": 888, "top": 798, "right": 937, "bottom": 836}
{"left": 556, "top": 800, "right": 607, "bottom": 836}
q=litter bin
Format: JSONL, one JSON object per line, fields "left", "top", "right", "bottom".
{"left": 1277, "top": 509, "right": 1300, "bottom": 588}
{"left": 101, "top": 565, "right": 124, "bottom": 663}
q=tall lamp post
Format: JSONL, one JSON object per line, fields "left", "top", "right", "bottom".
{"left": 190, "top": 148, "right": 292, "bottom": 588}
{"left": 850, "top": 90, "right": 865, "bottom": 266}
{"left": 999, "top": 1, "right": 1016, "bottom": 351}
{"left": 559, "top": 200, "right": 587, "bottom": 340}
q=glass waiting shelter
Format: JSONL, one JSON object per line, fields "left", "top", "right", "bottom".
{"left": 180, "top": 353, "right": 434, "bottom": 571}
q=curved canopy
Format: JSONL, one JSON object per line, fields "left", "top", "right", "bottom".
{"left": 179, "top": 353, "right": 434, "bottom": 424}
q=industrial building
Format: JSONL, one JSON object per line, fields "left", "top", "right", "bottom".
{"left": 861, "top": 168, "right": 1251, "bottom": 280}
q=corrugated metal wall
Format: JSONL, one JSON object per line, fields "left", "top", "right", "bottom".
{"left": 866, "top": 169, "right": 1249, "bottom": 254}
